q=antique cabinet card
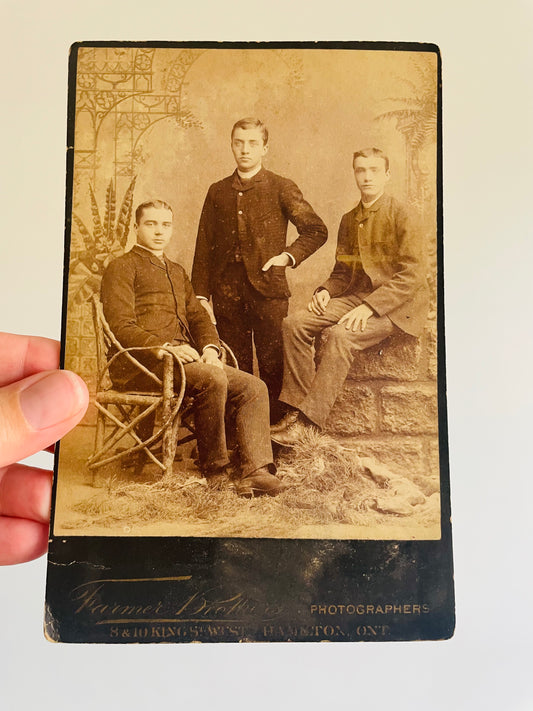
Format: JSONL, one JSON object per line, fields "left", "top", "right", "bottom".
{"left": 45, "top": 41, "right": 454, "bottom": 643}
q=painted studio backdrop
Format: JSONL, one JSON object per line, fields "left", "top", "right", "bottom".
{"left": 56, "top": 45, "right": 441, "bottom": 539}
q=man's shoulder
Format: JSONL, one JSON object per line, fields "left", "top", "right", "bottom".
{"left": 208, "top": 172, "right": 236, "bottom": 192}
{"left": 342, "top": 204, "right": 358, "bottom": 218}
{"left": 103, "top": 249, "right": 137, "bottom": 273}
{"left": 262, "top": 169, "right": 298, "bottom": 189}
{"left": 379, "top": 193, "right": 410, "bottom": 217}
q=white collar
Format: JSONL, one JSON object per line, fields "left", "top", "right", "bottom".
{"left": 136, "top": 243, "right": 165, "bottom": 260}
{"left": 237, "top": 163, "right": 262, "bottom": 180}
{"left": 361, "top": 191, "right": 384, "bottom": 209}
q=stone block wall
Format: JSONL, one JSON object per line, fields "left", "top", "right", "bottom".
{"left": 64, "top": 301, "right": 98, "bottom": 424}
{"left": 323, "top": 321, "right": 440, "bottom": 493}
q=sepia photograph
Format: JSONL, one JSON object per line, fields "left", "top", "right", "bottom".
{"left": 3, "top": 0, "right": 531, "bottom": 693}
{"left": 52, "top": 43, "right": 444, "bottom": 541}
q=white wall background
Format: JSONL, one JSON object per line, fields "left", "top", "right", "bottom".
{"left": 1, "top": 1, "right": 532, "bottom": 709}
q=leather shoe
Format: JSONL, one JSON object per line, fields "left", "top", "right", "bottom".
{"left": 236, "top": 467, "right": 285, "bottom": 498}
{"left": 271, "top": 413, "right": 318, "bottom": 447}
{"left": 270, "top": 409, "right": 299, "bottom": 434}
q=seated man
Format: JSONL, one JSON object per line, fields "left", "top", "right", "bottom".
{"left": 100, "top": 199, "right": 283, "bottom": 497}
{"left": 272, "top": 148, "right": 429, "bottom": 445}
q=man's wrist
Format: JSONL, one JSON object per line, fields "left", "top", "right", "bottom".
{"left": 361, "top": 301, "right": 377, "bottom": 316}
{"left": 282, "top": 251, "right": 296, "bottom": 267}
{"left": 202, "top": 344, "right": 220, "bottom": 356}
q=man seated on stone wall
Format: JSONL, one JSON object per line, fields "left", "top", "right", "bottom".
{"left": 101, "top": 199, "right": 283, "bottom": 497}
{"left": 271, "top": 147, "right": 429, "bottom": 446}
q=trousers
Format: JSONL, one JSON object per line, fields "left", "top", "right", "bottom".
{"left": 212, "top": 262, "right": 288, "bottom": 422}
{"left": 129, "top": 362, "right": 273, "bottom": 477}
{"left": 279, "top": 295, "right": 397, "bottom": 429}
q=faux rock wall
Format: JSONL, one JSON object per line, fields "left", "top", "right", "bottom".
{"left": 64, "top": 302, "right": 98, "bottom": 402}
{"left": 323, "top": 319, "right": 440, "bottom": 494}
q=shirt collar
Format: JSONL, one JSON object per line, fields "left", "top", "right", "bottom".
{"left": 135, "top": 243, "right": 165, "bottom": 260}
{"left": 356, "top": 192, "right": 387, "bottom": 219}
{"left": 232, "top": 166, "right": 266, "bottom": 190}
{"left": 131, "top": 244, "right": 168, "bottom": 269}
{"left": 237, "top": 163, "right": 263, "bottom": 180}
{"left": 361, "top": 190, "right": 385, "bottom": 209}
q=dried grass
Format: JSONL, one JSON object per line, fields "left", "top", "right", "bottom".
{"left": 64, "top": 429, "right": 439, "bottom": 536}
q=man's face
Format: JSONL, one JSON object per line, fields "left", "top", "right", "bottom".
{"left": 135, "top": 206, "right": 173, "bottom": 252}
{"left": 231, "top": 127, "right": 268, "bottom": 173}
{"left": 353, "top": 155, "right": 390, "bottom": 201}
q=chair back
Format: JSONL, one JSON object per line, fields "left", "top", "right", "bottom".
{"left": 90, "top": 293, "right": 164, "bottom": 391}
{"left": 90, "top": 293, "right": 114, "bottom": 391}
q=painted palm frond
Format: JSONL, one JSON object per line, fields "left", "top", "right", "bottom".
{"left": 70, "top": 177, "right": 137, "bottom": 301}
{"left": 89, "top": 184, "right": 104, "bottom": 243}
{"left": 72, "top": 213, "right": 96, "bottom": 255}
{"left": 103, "top": 180, "right": 116, "bottom": 245}
{"left": 116, "top": 177, "right": 137, "bottom": 248}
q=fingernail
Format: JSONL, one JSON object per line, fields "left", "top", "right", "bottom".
{"left": 19, "top": 371, "right": 85, "bottom": 430}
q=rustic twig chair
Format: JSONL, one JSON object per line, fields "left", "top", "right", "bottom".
{"left": 87, "top": 293, "right": 237, "bottom": 481}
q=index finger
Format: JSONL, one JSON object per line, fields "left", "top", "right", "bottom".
{"left": 0, "top": 333, "right": 60, "bottom": 388}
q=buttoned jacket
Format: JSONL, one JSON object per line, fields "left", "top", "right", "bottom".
{"left": 321, "top": 194, "right": 429, "bottom": 336}
{"left": 191, "top": 168, "right": 327, "bottom": 299}
{"left": 101, "top": 245, "right": 220, "bottom": 384}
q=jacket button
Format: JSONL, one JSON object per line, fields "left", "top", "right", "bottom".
{"left": 238, "top": 192, "right": 243, "bottom": 196}
{"left": 238, "top": 210, "right": 243, "bottom": 215}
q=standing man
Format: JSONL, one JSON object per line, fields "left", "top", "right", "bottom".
{"left": 272, "top": 148, "right": 429, "bottom": 444}
{"left": 191, "top": 117, "right": 327, "bottom": 422}
{"left": 101, "top": 200, "right": 283, "bottom": 497}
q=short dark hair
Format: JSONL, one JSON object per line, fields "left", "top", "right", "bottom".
{"left": 353, "top": 147, "right": 389, "bottom": 172}
{"left": 135, "top": 200, "right": 173, "bottom": 225}
{"left": 231, "top": 117, "right": 269, "bottom": 145}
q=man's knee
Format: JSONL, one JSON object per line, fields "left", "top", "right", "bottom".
{"left": 237, "top": 370, "right": 269, "bottom": 401}
{"left": 324, "top": 323, "right": 365, "bottom": 352}
{"left": 282, "top": 309, "right": 312, "bottom": 339}
{"left": 206, "top": 366, "right": 229, "bottom": 392}
{"left": 188, "top": 364, "right": 228, "bottom": 396}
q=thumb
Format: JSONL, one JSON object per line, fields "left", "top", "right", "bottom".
{"left": 0, "top": 370, "right": 89, "bottom": 467}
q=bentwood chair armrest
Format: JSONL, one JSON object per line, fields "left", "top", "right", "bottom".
{"left": 219, "top": 340, "right": 239, "bottom": 369}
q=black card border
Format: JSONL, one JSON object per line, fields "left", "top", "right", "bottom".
{"left": 46, "top": 40, "right": 454, "bottom": 644}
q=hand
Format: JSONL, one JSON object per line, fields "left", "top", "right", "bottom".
{"left": 338, "top": 303, "right": 374, "bottom": 332}
{"left": 200, "top": 347, "right": 223, "bottom": 370}
{"left": 197, "top": 298, "right": 217, "bottom": 325}
{"left": 0, "top": 333, "right": 89, "bottom": 565}
{"left": 261, "top": 253, "right": 291, "bottom": 271}
{"left": 165, "top": 344, "right": 201, "bottom": 364}
{"left": 307, "top": 289, "right": 331, "bottom": 315}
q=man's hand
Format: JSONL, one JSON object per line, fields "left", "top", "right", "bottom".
{"left": 197, "top": 298, "right": 217, "bottom": 325}
{"left": 338, "top": 303, "right": 374, "bottom": 332}
{"left": 200, "top": 347, "right": 223, "bottom": 370}
{"left": 163, "top": 344, "right": 201, "bottom": 363}
{"left": 0, "top": 333, "right": 89, "bottom": 565}
{"left": 307, "top": 289, "right": 331, "bottom": 315}
{"left": 261, "top": 253, "right": 292, "bottom": 271}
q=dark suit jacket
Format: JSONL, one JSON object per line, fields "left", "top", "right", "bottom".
{"left": 101, "top": 245, "right": 220, "bottom": 386}
{"left": 191, "top": 168, "right": 327, "bottom": 299}
{"left": 321, "top": 194, "right": 429, "bottom": 336}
